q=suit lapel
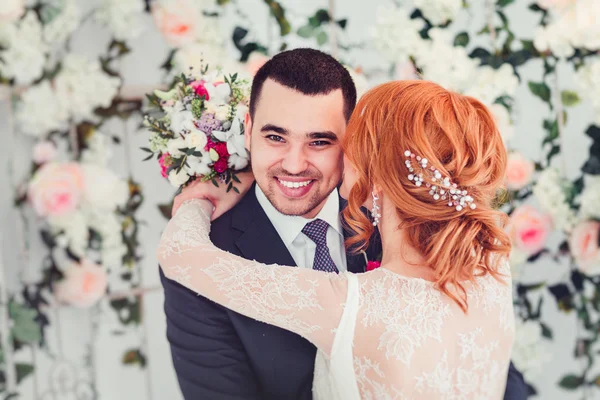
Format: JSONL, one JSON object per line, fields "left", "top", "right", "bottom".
{"left": 232, "top": 185, "right": 297, "bottom": 267}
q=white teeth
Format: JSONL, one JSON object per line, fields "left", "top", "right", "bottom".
{"left": 278, "top": 179, "right": 311, "bottom": 188}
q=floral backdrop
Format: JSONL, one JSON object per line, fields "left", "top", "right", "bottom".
{"left": 0, "top": 0, "right": 599, "bottom": 399}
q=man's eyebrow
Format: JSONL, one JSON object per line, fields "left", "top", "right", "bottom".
{"left": 307, "top": 131, "right": 338, "bottom": 141}
{"left": 260, "top": 124, "right": 289, "bottom": 135}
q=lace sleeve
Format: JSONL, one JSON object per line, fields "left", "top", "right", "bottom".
{"left": 157, "top": 199, "right": 348, "bottom": 355}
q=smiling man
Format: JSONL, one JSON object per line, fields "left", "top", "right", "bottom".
{"left": 159, "top": 48, "right": 527, "bottom": 400}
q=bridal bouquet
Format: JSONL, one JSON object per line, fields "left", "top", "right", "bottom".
{"left": 143, "top": 65, "right": 251, "bottom": 191}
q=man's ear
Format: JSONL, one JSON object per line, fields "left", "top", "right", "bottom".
{"left": 244, "top": 112, "right": 252, "bottom": 151}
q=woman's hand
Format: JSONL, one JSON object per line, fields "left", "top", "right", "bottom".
{"left": 172, "top": 172, "right": 255, "bottom": 220}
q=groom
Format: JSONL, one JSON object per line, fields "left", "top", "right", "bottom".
{"left": 160, "top": 48, "right": 527, "bottom": 399}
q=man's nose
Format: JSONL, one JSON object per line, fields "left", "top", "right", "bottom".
{"left": 280, "top": 145, "right": 309, "bottom": 175}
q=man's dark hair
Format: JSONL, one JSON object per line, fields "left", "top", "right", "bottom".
{"left": 249, "top": 48, "right": 357, "bottom": 122}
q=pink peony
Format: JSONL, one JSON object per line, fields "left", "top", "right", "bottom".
{"left": 367, "top": 261, "right": 381, "bottom": 271}
{"left": 32, "top": 141, "right": 58, "bottom": 164}
{"left": 159, "top": 153, "right": 173, "bottom": 178}
{"left": 151, "top": 0, "right": 199, "bottom": 47}
{"left": 214, "top": 158, "right": 228, "bottom": 174}
{"left": 509, "top": 205, "right": 553, "bottom": 255}
{"left": 54, "top": 260, "right": 108, "bottom": 308}
{"left": 505, "top": 152, "right": 535, "bottom": 190}
{"left": 570, "top": 221, "right": 600, "bottom": 272}
{"left": 191, "top": 80, "right": 210, "bottom": 99}
{"left": 28, "top": 162, "right": 84, "bottom": 217}
{"left": 246, "top": 52, "right": 270, "bottom": 76}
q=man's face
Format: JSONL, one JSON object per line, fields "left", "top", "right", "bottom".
{"left": 244, "top": 79, "right": 346, "bottom": 218}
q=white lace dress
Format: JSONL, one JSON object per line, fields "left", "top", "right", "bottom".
{"left": 158, "top": 200, "right": 515, "bottom": 400}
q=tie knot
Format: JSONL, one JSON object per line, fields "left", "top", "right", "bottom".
{"left": 302, "top": 219, "right": 329, "bottom": 246}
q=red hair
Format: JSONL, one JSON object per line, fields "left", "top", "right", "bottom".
{"left": 343, "top": 80, "right": 511, "bottom": 312}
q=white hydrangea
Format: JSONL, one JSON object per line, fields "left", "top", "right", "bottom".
{"left": 16, "top": 81, "right": 69, "bottom": 137}
{"left": 80, "top": 164, "right": 129, "bottom": 212}
{"left": 54, "top": 54, "right": 121, "bottom": 123}
{"left": 414, "top": 0, "right": 463, "bottom": 25}
{"left": 43, "top": 0, "right": 81, "bottom": 47}
{"left": 534, "top": 0, "right": 600, "bottom": 57}
{"left": 575, "top": 57, "right": 600, "bottom": 124}
{"left": 579, "top": 175, "right": 600, "bottom": 220}
{"left": 0, "top": 0, "right": 25, "bottom": 23}
{"left": 464, "top": 64, "right": 519, "bottom": 106}
{"left": 84, "top": 208, "right": 127, "bottom": 269}
{"left": 416, "top": 28, "right": 479, "bottom": 93}
{"left": 511, "top": 319, "right": 552, "bottom": 382}
{"left": 94, "top": 0, "right": 146, "bottom": 41}
{"left": 371, "top": 5, "right": 425, "bottom": 64}
{"left": 533, "top": 168, "right": 578, "bottom": 232}
{"left": 489, "top": 103, "right": 514, "bottom": 142}
{"left": 0, "top": 12, "right": 48, "bottom": 84}
{"left": 49, "top": 211, "right": 89, "bottom": 257}
{"left": 81, "top": 133, "right": 113, "bottom": 166}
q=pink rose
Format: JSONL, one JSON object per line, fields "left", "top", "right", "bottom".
{"left": 32, "top": 141, "right": 58, "bottom": 164}
{"left": 54, "top": 260, "right": 108, "bottom": 308}
{"left": 505, "top": 152, "right": 535, "bottom": 190}
{"left": 159, "top": 153, "right": 173, "bottom": 178}
{"left": 28, "top": 162, "right": 84, "bottom": 217}
{"left": 246, "top": 52, "right": 270, "bottom": 76}
{"left": 191, "top": 80, "right": 210, "bottom": 100}
{"left": 151, "top": 0, "right": 199, "bottom": 47}
{"left": 570, "top": 221, "right": 600, "bottom": 272}
{"left": 509, "top": 205, "right": 553, "bottom": 255}
{"left": 367, "top": 261, "right": 381, "bottom": 271}
{"left": 0, "top": 0, "right": 25, "bottom": 23}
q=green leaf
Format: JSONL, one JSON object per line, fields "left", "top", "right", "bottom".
{"left": 140, "top": 147, "right": 153, "bottom": 153}
{"left": 528, "top": 81, "right": 551, "bottom": 103}
{"left": 232, "top": 174, "right": 241, "bottom": 183}
{"left": 336, "top": 19, "right": 347, "bottom": 29}
{"left": 122, "top": 349, "right": 147, "bottom": 367}
{"left": 540, "top": 322, "right": 553, "bottom": 339}
{"left": 16, "top": 363, "right": 34, "bottom": 384}
{"left": 316, "top": 30, "right": 328, "bottom": 46}
{"left": 561, "top": 90, "right": 581, "bottom": 107}
{"left": 559, "top": 375, "right": 584, "bottom": 390}
{"left": 227, "top": 182, "right": 233, "bottom": 193}
{"left": 453, "top": 32, "right": 469, "bottom": 47}
{"left": 233, "top": 187, "right": 240, "bottom": 194}
{"left": 212, "top": 179, "right": 219, "bottom": 188}
{"left": 142, "top": 154, "right": 154, "bottom": 161}
{"left": 9, "top": 302, "right": 41, "bottom": 344}
{"left": 297, "top": 25, "right": 314, "bottom": 38}
{"left": 497, "top": 0, "right": 515, "bottom": 7}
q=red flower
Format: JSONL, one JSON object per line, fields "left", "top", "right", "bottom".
{"left": 214, "top": 158, "right": 228, "bottom": 173}
{"left": 366, "top": 261, "right": 381, "bottom": 272}
{"left": 191, "top": 80, "right": 210, "bottom": 100}
{"left": 214, "top": 142, "right": 229, "bottom": 158}
{"left": 158, "top": 153, "right": 172, "bottom": 178}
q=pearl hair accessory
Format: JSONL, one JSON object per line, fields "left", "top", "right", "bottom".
{"left": 403, "top": 150, "right": 476, "bottom": 212}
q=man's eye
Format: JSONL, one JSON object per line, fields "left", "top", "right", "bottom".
{"left": 311, "top": 141, "right": 331, "bottom": 147}
{"left": 266, "top": 135, "right": 285, "bottom": 143}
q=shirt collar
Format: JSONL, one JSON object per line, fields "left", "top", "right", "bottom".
{"left": 255, "top": 185, "right": 343, "bottom": 246}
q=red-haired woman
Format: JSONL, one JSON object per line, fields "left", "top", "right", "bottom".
{"left": 158, "top": 80, "right": 515, "bottom": 399}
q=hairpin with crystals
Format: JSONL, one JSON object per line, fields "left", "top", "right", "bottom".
{"left": 403, "top": 150, "right": 476, "bottom": 212}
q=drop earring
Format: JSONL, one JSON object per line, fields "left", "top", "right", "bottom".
{"left": 371, "top": 192, "right": 381, "bottom": 227}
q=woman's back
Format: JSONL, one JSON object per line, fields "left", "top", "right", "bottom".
{"left": 316, "top": 266, "right": 514, "bottom": 399}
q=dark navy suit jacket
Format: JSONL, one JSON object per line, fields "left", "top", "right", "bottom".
{"left": 160, "top": 186, "right": 527, "bottom": 399}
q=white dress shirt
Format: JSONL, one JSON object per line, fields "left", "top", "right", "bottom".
{"left": 255, "top": 185, "right": 347, "bottom": 272}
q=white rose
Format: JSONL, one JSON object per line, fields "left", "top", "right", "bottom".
{"left": 167, "top": 137, "right": 187, "bottom": 157}
{"left": 206, "top": 83, "right": 231, "bottom": 106}
{"left": 204, "top": 101, "right": 218, "bottom": 115}
{"left": 48, "top": 211, "right": 89, "bottom": 257}
{"left": 168, "top": 168, "right": 190, "bottom": 187}
{"left": 215, "top": 105, "right": 231, "bottom": 121}
{"left": 185, "top": 130, "right": 208, "bottom": 150}
{"left": 81, "top": 164, "right": 129, "bottom": 211}
{"left": 512, "top": 320, "right": 552, "bottom": 382}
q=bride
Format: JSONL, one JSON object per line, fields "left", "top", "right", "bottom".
{"left": 157, "top": 80, "right": 515, "bottom": 399}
